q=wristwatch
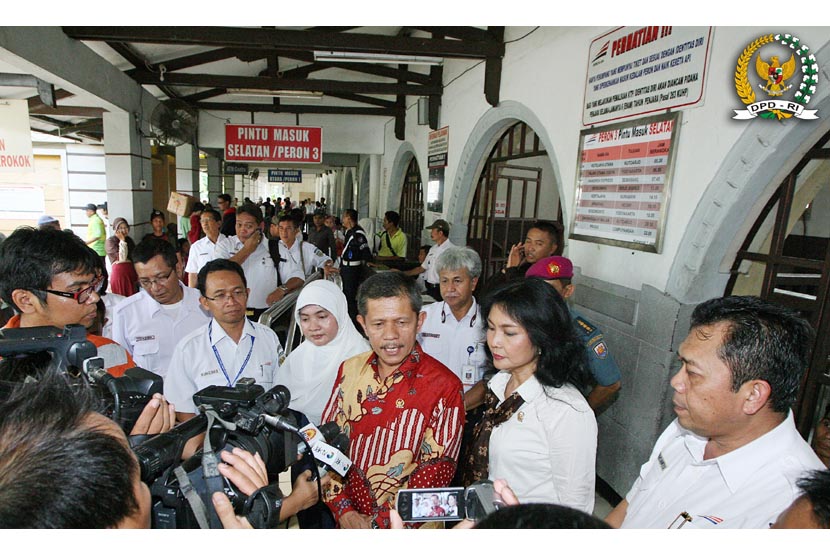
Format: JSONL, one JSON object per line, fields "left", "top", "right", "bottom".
{"left": 278, "top": 285, "right": 288, "bottom": 292}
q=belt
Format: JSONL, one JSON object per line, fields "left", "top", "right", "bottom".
{"left": 341, "top": 260, "right": 364, "bottom": 267}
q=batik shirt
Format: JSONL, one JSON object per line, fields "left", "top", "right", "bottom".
{"left": 321, "top": 343, "right": 464, "bottom": 528}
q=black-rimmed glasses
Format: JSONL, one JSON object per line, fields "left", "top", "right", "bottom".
{"left": 38, "top": 274, "right": 104, "bottom": 304}
{"left": 138, "top": 268, "right": 175, "bottom": 290}
{"left": 203, "top": 288, "right": 248, "bottom": 303}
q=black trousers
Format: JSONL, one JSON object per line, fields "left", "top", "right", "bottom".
{"left": 340, "top": 265, "right": 363, "bottom": 328}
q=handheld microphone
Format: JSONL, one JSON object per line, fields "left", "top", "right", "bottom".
{"left": 297, "top": 421, "right": 341, "bottom": 455}
{"left": 310, "top": 431, "right": 352, "bottom": 478}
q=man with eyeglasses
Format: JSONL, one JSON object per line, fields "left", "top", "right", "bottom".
{"left": 165, "top": 258, "right": 285, "bottom": 422}
{"left": 0, "top": 227, "right": 174, "bottom": 437}
{"left": 112, "top": 239, "right": 210, "bottom": 379}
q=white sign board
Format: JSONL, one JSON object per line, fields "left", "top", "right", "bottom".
{"left": 0, "top": 100, "right": 34, "bottom": 172}
{"left": 570, "top": 112, "right": 681, "bottom": 253}
{"left": 583, "top": 26, "right": 712, "bottom": 126}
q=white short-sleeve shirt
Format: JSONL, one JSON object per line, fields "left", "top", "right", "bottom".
{"left": 422, "top": 238, "right": 454, "bottom": 284}
{"left": 111, "top": 285, "right": 211, "bottom": 378}
{"left": 622, "top": 412, "right": 825, "bottom": 529}
{"left": 278, "top": 239, "right": 332, "bottom": 280}
{"left": 417, "top": 300, "right": 487, "bottom": 391}
{"left": 185, "top": 234, "right": 228, "bottom": 276}
{"left": 213, "top": 236, "right": 280, "bottom": 309}
{"left": 164, "top": 318, "right": 285, "bottom": 414}
{"left": 487, "top": 371, "right": 597, "bottom": 513}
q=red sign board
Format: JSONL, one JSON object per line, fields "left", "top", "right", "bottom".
{"left": 225, "top": 124, "right": 322, "bottom": 163}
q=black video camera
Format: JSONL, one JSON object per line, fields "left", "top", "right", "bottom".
{"left": 0, "top": 324, "right": 162, "bottom": 433}
{"left": 135, "top": 379, "right": 300, "bottom": 529}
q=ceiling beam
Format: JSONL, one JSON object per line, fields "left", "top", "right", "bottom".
{"left": 411, "top": 26, "right": 494, "bottom": 42}
{"left": 324, "top": 92, "right": 397, "bottom": 108}
{"left": 107, "top": 41, "right": 182, "bottom": 100}
{"left": 194, "top": 102, "right": 399, "bottom": 116}
{"left": 62, "top": 27, "right": 504, "bottom": 59}
{"left": 131, "top": 70, "right": 441, "bottom": 96}
{"left": 29, "top": 105, "right": 105, "bottom": 117}
{"left": 0, "top": 73, "right": 56, "bottom": 107}
{"left": 484, "top": 27, "right": 505, "bottom": 107}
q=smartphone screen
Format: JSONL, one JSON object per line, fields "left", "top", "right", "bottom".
{"left": 396, "top": 487, "right": 465, "bottom": 522}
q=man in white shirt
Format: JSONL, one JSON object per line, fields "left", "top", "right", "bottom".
{"left": 212, "top": 203, "right": 287, "bottom": 321}
{"left": 401, "top": 219, "right": 454, "bottom": 301}
{"left": 165, "top": 259, "right": 285, "bottom": 421}
{"left": 606, "top": 295, "right": 826, "bottom": 529}
{"left": 417, "top": 246, "right": 488, "bottom": 410}
{"left": 271, "top": 213, "right": 335, "bottom": 282}
{"left": 186, "top": 208, "right": 228, "bottom": 287}
{"left": 112, "top": 238, "right": 211, "bottom": 379}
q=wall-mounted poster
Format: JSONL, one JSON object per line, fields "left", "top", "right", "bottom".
{"left": 583, "top": 26, "right": 711, "bottom": 126}
{"left": 569, "top": 111, "right": 681, "bottom": 253}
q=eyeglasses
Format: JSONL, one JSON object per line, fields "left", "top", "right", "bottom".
{"left": 39, "top": 274, "right": 104, "bottom": 304}
{"left": 203, "top": 288, "right": 248, "bottom": 303}
{"left": 138, "top": 268, "right": 175, "bottom": 290}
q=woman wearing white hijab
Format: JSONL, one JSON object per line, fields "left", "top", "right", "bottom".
{"left": 278, "top": 279, "right": 370, "bottom": 425}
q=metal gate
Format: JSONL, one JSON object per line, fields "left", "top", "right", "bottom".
{"left": 726, "top": 127, "right": 830, "bottom": 441}
{"left": 399, "top": 157, "right": 424, "bottom": 259}
{"left": 467, "top": 122, "right": 562, "bottom": 287}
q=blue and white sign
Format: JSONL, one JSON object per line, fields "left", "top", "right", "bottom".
{"left": 268, "top": 169, "right": 302, "bottom": 183}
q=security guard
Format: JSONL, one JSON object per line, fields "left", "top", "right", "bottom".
{"left": 525, "top": 256, "right": 622, "bottom": 414}
{"left": 339, "top": 208, "right": 373, "bottom": 325}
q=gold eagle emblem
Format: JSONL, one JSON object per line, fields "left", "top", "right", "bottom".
{"left": 755, "top": 53, "right": 796, "bottom": 96}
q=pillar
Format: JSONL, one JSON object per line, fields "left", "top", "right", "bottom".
{"left": 103, "top": 110, "right": 153, "bottom": 238}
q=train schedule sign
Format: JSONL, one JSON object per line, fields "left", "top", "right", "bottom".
{"left": 225, "top": 124, "right": 322, "bottom": 163}
{"left": 569, "top": 112, "right": 681, "bottom": 253}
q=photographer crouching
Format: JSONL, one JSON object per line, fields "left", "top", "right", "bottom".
{"left": 0, "top": 352, "right": 325, "bottom": 529}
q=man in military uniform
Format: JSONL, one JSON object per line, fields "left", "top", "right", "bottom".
{"left": 340, "top": 208, "right": 373, "bottom": 326}
{"left": 526, "top": 256, "right": 621, "bottom": 414}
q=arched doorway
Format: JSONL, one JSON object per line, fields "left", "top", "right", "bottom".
{"left": 726, "top": 127, "right": 830, "bottom": 441}
{"left": 467, "top": 121, "right": 563, "bottom": 286}
{"left": 399, "top": 156, "right": 424, "bottom": 259}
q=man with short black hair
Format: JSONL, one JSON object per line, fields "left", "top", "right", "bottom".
{"left": 375, "top": 210, "right": 407, "bottom": 262}
{"left": 401, "top": 219, "right": 455, "bottom": 301}
{"left": 606, "top": 295, "right": 825, "bottom": 529}
{"left": 308, "top": 209, "right": 336, "bottom": 258}
{"left": 265, "top": 212, "right": 334, "bottom": 303}
{"left": 112, "top": 238, "right": 210, "bottom": 378}
{"left": 165, "top": 259, "right": 285, "bottom": 421}
{"left": 217, "top": 193, "right": 237, "bottom": 237}
{"left": 339, "top": 208, "right": 373, "bottom": 324}
{"left": 773, "top": 468, "right": 830, "bottom": 528}
{"left": 500, "top": 220, "right": 563, "bottom": 276}
{"left": 0, "top": 370, "right": 150, "bottom": 528}
{"left": 0, "top": 227, "right": 135, "bottom": 378}
{"left": 321, "top": 272, "right": 464, "bottom": 528}
{"left": 213, "top": 204, "right": 282, "bottom": 321}
{"left": 186, "top": 208, "right": 228, "bottom": 288}
{"left": 85, "top": 202, "right": 106, "bottom": 261}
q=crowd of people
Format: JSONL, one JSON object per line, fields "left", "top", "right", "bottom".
{"left": 0, "top": 196, "right": 828, "bottom": 531}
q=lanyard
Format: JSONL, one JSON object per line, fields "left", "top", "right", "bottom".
{"left": 209, "top": 320, "right": 256, "bottom": 387}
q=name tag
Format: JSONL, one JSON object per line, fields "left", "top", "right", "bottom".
{"left": 201, "top": 368, "right": 220, "bottom": 378}
{"left": 421, "top": 332, "right": 440, "bottom": 338}
{"left": 135, "top": 335, "right": 155, "bottom": 342}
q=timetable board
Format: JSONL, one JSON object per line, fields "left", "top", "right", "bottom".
{"left": 569, "top": 111, "right": 680, "bottom": 253}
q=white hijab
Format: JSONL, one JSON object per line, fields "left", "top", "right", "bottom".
{"left": 278, "top": 279, "right": 370, "bottom": 425}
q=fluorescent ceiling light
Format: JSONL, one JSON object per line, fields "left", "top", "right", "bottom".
{"left": 313, "top": 50, "right": 443, "bottom": 66}
{"left": 227, "top": 88, "right": 323, "bottom": 100}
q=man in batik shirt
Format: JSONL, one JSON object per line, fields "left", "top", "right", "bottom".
{"left": 321, "top": 272, "right": 464, "bottom": 529}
